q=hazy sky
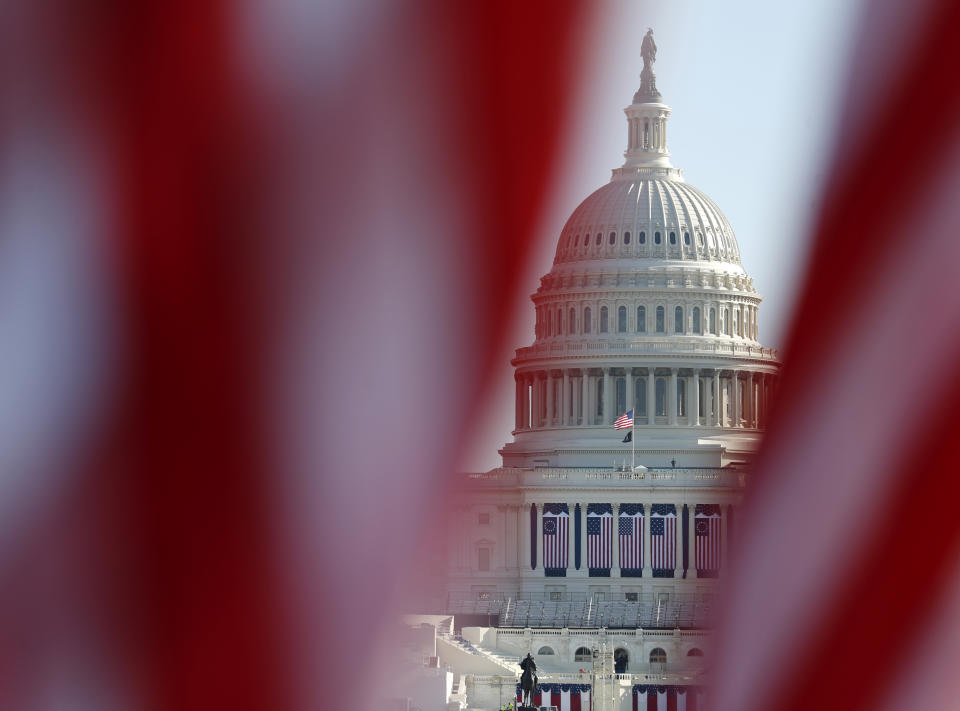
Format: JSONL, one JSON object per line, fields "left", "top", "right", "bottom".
{"left": 459, "top": 0, "right": 863, "bottom": 472}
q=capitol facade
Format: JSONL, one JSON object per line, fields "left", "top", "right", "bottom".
{"left": 414, "top": 32, "right": 780, "bottom": 711}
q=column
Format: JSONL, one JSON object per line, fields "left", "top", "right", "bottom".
{"left": 646, "top": 369, "right": 656, "bottom": 425}
{"left": 747, "top": 372, "right": 755, "bottom": 428}
{"left": 514, "top": 375, "right": 522, "bottom": 430}
{"left": 687, "top": 506, "right": 698, "bottom": 579}
{"left": 689, "top": 369, "right": 700, "bottom": 426}
{"left": 712, "top": 371, "right": 721, "bottom": 427}
{"left": 562, "top": 370, "right": 570, "bottom": 426}
{"left": 519, "top": 503, "right": 530, "bottom": 574}
{"left": 625, "top": 369, "right": 634, "bottom": 416}
{"left": 721, "top": 505, "right": 729, "bottom": 574}
{"left": 579, "top": 502, "right": 589, "bottom": 575}
{"left": 569, "top": 502, "right": 579, "bottom": 574}
{"left": 669, "top": 368, "right": 678, "bottom": 425}
{"left": 675, "top": 504, "right": 684, "bottom": 578}
{"left": 611, "top": 502, "right": 621, "bottom": 577}
{"left": 575, "top": 372, "right": 583, "bottom": 425}
{"left": 546, "top": 371, "right": 554, "bottom": 427}
{"left": 535, "top": 503, "right": 544, "bottom": 574}
{"left": 530, "top": 372, "right": 540, "bottom": 428}
{"left": 642, "top": 503, "right": 652, "bottom": 578}
{"left": 584, "top": 370, "right": 593, "bottom": 425}
{"left": 603, "top": 368, "right": 612, "bottom": 425}
{"left": 731, "top": 371, "right": 741, "bottom": 428}
{"left": 498, "top": 505, "right": 509, "bottom": 571}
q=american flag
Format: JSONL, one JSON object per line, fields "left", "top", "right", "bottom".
{"left": 695, "top": 505, "right": 721, "bottom": 573}
{"left": 650, "top": 504, "right": 676, "bottom": 571}
{"left": 618, "top": 505, "right": 643, "bottom": 571}
{"left": 587, "top": 505, "right": 612, "bottom": 570}
{"left": 613, "top": 409, "right": 634, "bottom": 430}
{"left": 542, "top": 504, "right": 569, "bottom": 570}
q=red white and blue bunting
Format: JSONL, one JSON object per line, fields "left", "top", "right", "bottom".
{"left": 632, "top": 684, "right": 702, "bottom": 711}
{"left": 516, "top": 682, "right": 591, "bottom": 710}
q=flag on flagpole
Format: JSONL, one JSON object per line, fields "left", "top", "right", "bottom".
{"left": 614, "top": 409, "right": 634, "bottom": 430}
{"left": 622, "top": 431, "right": 632, "bottom": 443}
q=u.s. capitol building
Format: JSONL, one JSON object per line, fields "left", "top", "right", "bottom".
{"left": 414, "top": 31, "right": 780, "bottom": 711}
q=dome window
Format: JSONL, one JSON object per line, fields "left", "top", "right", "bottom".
{"left": 557, "top": 308, "right": 563, "bottom": 335}
{"left": 639, "top": 231, "right": 646, "bottom": 244}
{"left": 635, "top": 379, "right": 647, "bottom": 416}
{"left": 569, "top": 307, "right": 576, "bottom": 334}
{"left": 574, "top": 234, "right": 580, "bottom": 246}
{"left": 600, "top": 306, "right": 609, "bottom": 333}
{"left": 693, "top": 307, "right": 701, "bottom": 334}
{"left": 684, "top": 231, "right": 691, "bottom": 245}
{"left": 595, "top": 233, "right": 602, "bottom": 246}
{"left": 669, "top": 231, "right": 677, "bottom": 245}
{"left": 617, "top": 306, "right": 627, "bottom": 332}
{"left": 654, "top": 231, "right": 662, "bottom": 245}
{"left": 698, "top": 233, "right": 704, "bottom": 246}
{"left": 710, "top": 308, "right": 717, "bottom": 335}
{"left": 584, "top": 307, "right": 592, "bottom": 333}
{"left": 636, "top": 306, "right": 646, "bottom": 333}
{"left": 675, "top": 306, "right": 684, "bottom": 333}
{"left": 609, "top": 231, "right": 616, "bottom": 245}
{"left": 655, "top": 379, "right": 667, "bottom": 416}
{"left": 655, "top": 306, "right": 665, "bottom": 332}
{"left": 624, "top": 231, "right": 631, "bottom": 245}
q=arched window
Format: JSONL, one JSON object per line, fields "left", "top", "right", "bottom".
{"left": 595, "top": 232, "right": 602, "bottom": 246}
{"left": 584, "top": 307, "right": 592, "bottom": 333}
{"left": 548, "top": 310, "right": 553, "bottom": 337}
{"left": 675, "top": 306, "right": 684, "bottom": 333}
{"left": 609, "top": 231, "right": 616, "bottom": 245}
{"left": 636, "top": 378, "right": 647, "bottom": 416}
{"left": 596, "top": 378, "right": 604, "bottom": 418}
{"left": 637, "top": 306, "right": 646, "bottom": 333}
{"left": 654, "top": 231, "right": 662, "bottom": 245}
{"left": 574, "top": 647, "right": 592, "bottom": 663}
{"left": 600, "top": 306, "right": 609, "bottom": 333}
{"left": 669, "top": 231, "right": 676, "bottom": 245}
{"left": 725, "top": 307, "right": 732, "bottom": 336}
{"left": 616, "top": 377, "right": 626, "bottom": 416}
{"left": 557, "top": 308, "right": 563, "bottom": 335}
{"left": 614, "top": 648, "right": 629, "bottom": 673}
{"left": 538, "top": 646, "right": 556, "bottom": 656}
{"left": 655, "top": 378, "right": 667, "bottom": 416}
{"left": 734, "top": 309, "right": 740, "bottom": 337}
{"left": 639, "top": 231, "right": 646, "bottom": 245}
{"left": 569, "top": 307, "right": 576, "bottom": 334}
{"left": 687, "top": 648, "right": 704, "bottom": 657}
{"left": 655, "top": 306, "right": 665, "bottom": 333}
{"left": 693, "top": 307, "right": 701, "bottom": 334}
{"left": 649, "top": 648, "right": 667, "bottom": 664}
{"left": 684, "top": 231, "right": 691, "bottom": 245}
{"left": 617, "top": 306, "right": 627, "bottom": 332}
{"left": 677, "top": 379, "right": 686, "bottom": 417}
{"left": 710, "top": 308, "right": 717, "bottom": 335}
{"left": 624, "top": 231, "right": 631, "bottom": 245}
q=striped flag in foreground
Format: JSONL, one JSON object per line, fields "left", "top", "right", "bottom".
{"left": 614, "top": 409, "right": 634, "bottom": 430}
{"left": 695, "top": 504, "right": 721, "bottom": 576}
{"left": 543, "top": 504, "right": 569, "bottom": 572}
{"left": 587, "top": 504, "right": 612, "bottom": 572}
{"left": 650, "top": 504, "right": 676, "bottom": 574}
{"left": 619, "top": 504, "right": 644, "bottom": 573}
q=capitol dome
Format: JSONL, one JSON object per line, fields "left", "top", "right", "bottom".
{"left": 554, "top": 178, "right": 742, "bottom": 267}
{"left": 502, "top": 36, "right": 779, "bottom": 470}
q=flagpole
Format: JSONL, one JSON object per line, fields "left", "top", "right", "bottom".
{"left": 631, "top": 408, "right": 636, "bottom": 471}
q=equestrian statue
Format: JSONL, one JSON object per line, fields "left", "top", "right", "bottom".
{"left": 519, "top": 652, "right": 538, "bottom": 708}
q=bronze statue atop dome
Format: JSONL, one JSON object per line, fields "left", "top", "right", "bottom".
{"left": 635, "top": 28, "right": 662, "bottom": 103}
{"left": 641, "top": 28, "right": 657, "bottom": 69}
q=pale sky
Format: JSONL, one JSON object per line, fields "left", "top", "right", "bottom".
{"left": 459, "top": 0, "right": 863, "bottom": 472}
